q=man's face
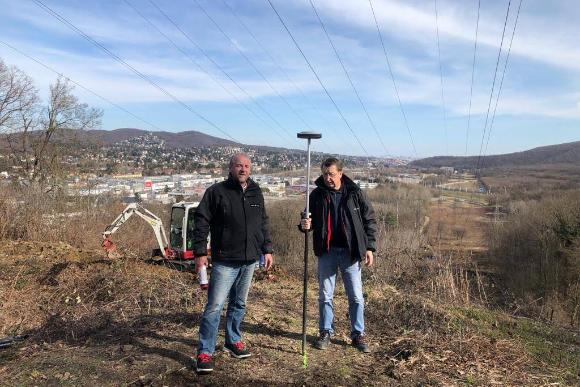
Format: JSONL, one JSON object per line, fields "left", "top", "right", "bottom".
{"left": 230, "top": 155, "right": 251, "bottom": 184}
{"left": 322, "top": 165, "right": 342, "bottom": 190}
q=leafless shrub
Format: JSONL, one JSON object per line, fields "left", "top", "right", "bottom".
{"left": 426, "top": 257, "right": 489, "bottom": 305}
{"left": 487, "top": 190, "right": 580, "bottom": 326}
{"left": 266, "top": 198, "right": 314, "bottom": 275}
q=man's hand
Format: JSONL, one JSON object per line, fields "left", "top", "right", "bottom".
{"left": 263, "top": 253, "right": 273, "bottom": 271}
{"left": 195, "top": 255, "right": 208, "bottom": 272}
{"left": 300, "top": 218, "right": 312, "bottom": 230}
{"left": 364, "top": 251, "right": 374, "bottom": 267}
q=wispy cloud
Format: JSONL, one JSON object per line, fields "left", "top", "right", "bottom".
{"left": 1, "top": 0, "right": 579, "bottom": 156}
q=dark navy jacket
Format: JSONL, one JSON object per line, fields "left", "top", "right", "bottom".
{"left": 193, "top": 176, "right": 273, "bottom": 262}
{"left": 308, "top": 174, "right": 377, "bottom": 260}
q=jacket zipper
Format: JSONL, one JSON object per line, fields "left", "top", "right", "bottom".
{"left": 242, "top": 189, "right": 247, "bottom": 262}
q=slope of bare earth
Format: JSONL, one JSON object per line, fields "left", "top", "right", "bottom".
{"left": 0, "top": 240, "right": 578, "bottom": 386}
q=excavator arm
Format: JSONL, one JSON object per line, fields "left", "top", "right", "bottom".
{"left": 102, "top": 203, "right": 170, "bottom": 259}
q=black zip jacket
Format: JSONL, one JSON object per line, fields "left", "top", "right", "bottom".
{"left": 308, "top": 174, "right": 377, "bottom": 260}
{"left": 193, "top": 176, "right": 273, "bottom": 262}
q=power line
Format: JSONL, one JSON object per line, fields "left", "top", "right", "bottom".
{"left": 122, "top": 0, "right": 288, "bottom": 144}
{"left": 31, "top": 0, "right": 239, "bottom": 143}
{"left": 475, "top": 0, "right": 512, "bottom": 175}
{"left": 309, "top": 0, "right": 390, "bottom": 157}
{"left": 465, "top": 0, "right": 481, "bottom": 156}
{"left": 434, "top": 0, "right": 448, "bottom": 155}
{"left": 218, "top": 0, "right": 339, "bottom": 148}
{"left": 368, "top": 0, "right": 418, "bottom": 157}
{"left": 481, "top": 0, "right": 522, "bottom": 170}
{"left": 147, "top": 0, "right": 298, "bottom": 145}
{"left": 266, "top": 0, "right": 369, "bottom": 156}
{"left": 193, "top": 0, "right": 317, "bottom": 137}
{"left": 0, "top": 39, "right": 164, "bottom": 132}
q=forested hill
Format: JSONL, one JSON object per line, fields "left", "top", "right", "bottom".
{"left": 410, "top": 141, "right": 580, "bottom": 169}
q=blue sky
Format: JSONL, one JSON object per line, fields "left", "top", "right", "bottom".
{"left": 1, "top": 0, "right": 579, "bottom": 158}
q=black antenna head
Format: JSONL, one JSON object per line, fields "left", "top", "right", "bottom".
{"left": 297, "top": 131, "right": 322, "bottom": 139}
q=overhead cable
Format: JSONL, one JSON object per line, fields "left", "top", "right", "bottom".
{"left": 481, "top": 0, "right": 523, "bottom": 171}
{"left": 434, "top": 0, "right": 448, "bottom": 155}
{"left": 0, "top": 39, "right": 163, "bottom": 132}
{"left": 475, "top": 0, "right": 512, "bottom": 174}
{"left": 219, "top": 0, "right": 339, "bottom": 148}
{"left": 266, "top": 0, "right": 369, "bottom": 156}
{"left": 122, "top": 0, "right": 288, "bottom": 143}
{"left": 309, "top": 0, "right": 390, "bottom": 157}
{"left": 465, "top": 0, "right": 481, "bottom": 156}
{"left": 147, "top": 0, "right": 297, "bottom": 145}
{"left": 32, "top": 0, "right": 239, "bottom": 143}
{"left": 193, "top": 0, "right": 317, "bottom": 137}
{"left": 368, "top": 0, "right": 418, "bottom": 157}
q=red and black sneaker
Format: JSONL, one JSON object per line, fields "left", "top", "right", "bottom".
{"left": 224, "top": 341, "right": 251, "bottom": 358}
{"left": 196, "top": 353, "right": 214, "bottom": 373}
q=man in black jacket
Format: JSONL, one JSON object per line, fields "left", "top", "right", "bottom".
{"left": 193, "top": 153, "right": 273, "bottom": 373}
{"left": 300, "top": 157, "right": 376, "bottom": 353}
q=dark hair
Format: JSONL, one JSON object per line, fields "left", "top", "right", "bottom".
{"left": 321, "top": 157, "right": 343, "bottom": 171}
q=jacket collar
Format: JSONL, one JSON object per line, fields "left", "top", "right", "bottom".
{"left": 226, "top": 174, "right": 257, "bottom": 192}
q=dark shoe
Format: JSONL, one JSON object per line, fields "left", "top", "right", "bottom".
{"left": 196, "top": 353, "right": 214, "bottom": 373}
{"left": 314, "top": 330, "right": 331, "bottom": 350}
{"left": 352, "top": 334, "right": 371, "bottom": 353}
{"left": 224, "top": 341, "right": 251, "bottom": 358}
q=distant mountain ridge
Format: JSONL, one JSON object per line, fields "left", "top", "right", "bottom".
{"left": 82, "top": 128, "right": 240, "bottom": 148}
{"left": 410, "top": 141, "right": 580, "bottom": 169}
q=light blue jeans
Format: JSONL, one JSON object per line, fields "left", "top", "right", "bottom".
{"left": 318, "top": 247, "right": 365, "bottom": 338}
{"left": 198, "top": 260, "right": 256, "bottom": 355}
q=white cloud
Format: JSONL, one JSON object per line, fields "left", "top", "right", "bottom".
{"left": 303, "top": 0, "right": 580, "bottom": 71}
{"left": 1, "top": 0, "right": 579, "bottom": 152}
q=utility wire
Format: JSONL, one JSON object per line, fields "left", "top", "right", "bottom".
{"left": 122, "top": 0, "right": 287, "bottom": 144}
{"left": 147, "top": 0, "right": 298, "bottom": 145}
{"left": 193, "top": 0, "right": 316, "bottom": 137}
{"left": 32, "top": 0, "right": 239, "bottom": 143}
{"left": 309, "top": 0, "right": 390, "bottom": 157}
{"left": 0, "top": 39, "right": 164, "bottom": 132}
{"left": 475, "top": 0, "right": 512, "bottom": 175}
{"left": 368, "top": 0, "right": 418, "bottom": 157}
{"left": 434, "top": 0, "right": 448, "bottom": 155}
{"left": 481, "top": 0, "right": 522, "bottom": 171}
{"left": 266, "top": 0, "right": 369, "bottom": 156}
{"left": 219, "top": 0, "right": 339, "bottom": 148}
{"left": 465, "top": 0, "right": 481, "bottom": 156}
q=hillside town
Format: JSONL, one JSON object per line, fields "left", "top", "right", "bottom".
{"left": 0, "top": 132, "right": 417, "bottom": 202}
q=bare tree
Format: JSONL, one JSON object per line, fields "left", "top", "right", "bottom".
{"left": 0, "top": 59, "right": 37, "bottom": 132}
{"left": 1, "top": 62, "right": 103, "bottom": 187}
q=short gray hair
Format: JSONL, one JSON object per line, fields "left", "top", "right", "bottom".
{"left": 229, "top": 153, "right": 251, "bottom": 168}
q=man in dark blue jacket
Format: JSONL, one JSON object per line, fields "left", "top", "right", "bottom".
{"left": 193, "top": 153, "right": 273, "bottom": 373}
{"left": 300, "top": 157, "right": 376, "bottom": 353}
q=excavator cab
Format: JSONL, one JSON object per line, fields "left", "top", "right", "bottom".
{"left": 169, "top": 202, "right": 200, "bottom": 260}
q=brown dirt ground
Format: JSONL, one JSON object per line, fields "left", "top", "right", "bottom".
{"left": 425, "top": 197, "right": 489, "bottom": 255}
{"left": 1, "top": 239, "right": 578, "bottom": 386}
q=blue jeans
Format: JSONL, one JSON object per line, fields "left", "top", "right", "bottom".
{"left": 318, "top": 247, "right": 365, "bottom": 338}
{"left": 198, "top": 260, "right": 255, "bottom": 355}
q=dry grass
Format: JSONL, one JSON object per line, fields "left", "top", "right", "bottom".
{"left": 1, "top": 240, "right": 577, "bottom": 385}
{"left": 1, "top": 183, "right": 578, "bottom": 385}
